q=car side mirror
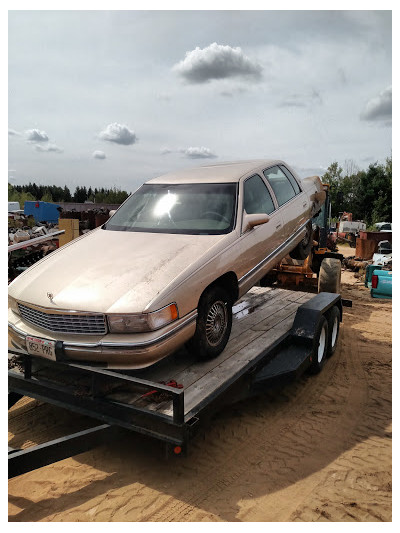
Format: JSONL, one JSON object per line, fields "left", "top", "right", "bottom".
{"left": 109, "top": 210, "right": 116, "bottom": 218}
{"left": 242, "top": 212, "right": 270, "bottom": 233}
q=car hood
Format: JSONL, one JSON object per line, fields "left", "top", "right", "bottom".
{"left": 9, "top": 228, "right": 227, "bottom": 313}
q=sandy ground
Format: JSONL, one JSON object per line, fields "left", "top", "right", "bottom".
{"left": 8, "top": 245, "right": 392, "bottom": 522}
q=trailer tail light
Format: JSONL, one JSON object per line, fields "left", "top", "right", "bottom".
{"left": 371, "top": 275, "right": 378, "bottom": 289}
{"left": 174, "top": 446, "right": 182, "bottom": 455}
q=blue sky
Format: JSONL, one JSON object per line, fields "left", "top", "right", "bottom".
{"left": 8, "top": 8, "right": 392, "bottom": 193}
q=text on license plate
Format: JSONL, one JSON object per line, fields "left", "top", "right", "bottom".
{"left": 26, "top": 336, "right": 56, "bottom": 360}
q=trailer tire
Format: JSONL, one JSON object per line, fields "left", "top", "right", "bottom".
{"left": 326, "top": 305, "right": 340, "bottom": 357}
{"left": 318, "top": 258, "right": 341, "bottom": 293}
{"left": 289, "top": 222, "right": 313, "bottom": 260}
{"left": 187, "top": 285, "right": 232, "bottom": 360}
{"left": 308, "top": 315, "right": 329, "bottom": 374}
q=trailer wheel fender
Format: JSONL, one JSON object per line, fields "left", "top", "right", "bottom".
{"left": 326, "top": 305, "right": 341, "bottom": 357}
{"left": 308, "top": 315, "right": 329, "bottom": 374}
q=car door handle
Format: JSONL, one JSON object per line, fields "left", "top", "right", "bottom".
{"left": 276, "top": 223, "right": 281, "bottom": 229}
{"left": 303, "top": 202, "right": 307, "bottom": 208}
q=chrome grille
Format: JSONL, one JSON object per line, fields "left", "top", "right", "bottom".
{"left": 18, "top": 303, "right": 107, "bottom": 335}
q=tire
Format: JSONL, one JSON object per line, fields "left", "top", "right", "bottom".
{"left": 348, "top": 233, "right": 356, "bottom": 248}
{"left": 308, "top": 315, "right": 329, "bottom": 374}
{"left": 259, "top": 272, "right": 277, "bottom": 287}
{"left": 187, "top": 285, "right": 233, "bottom": 360}
{"left": 326, "top": 305, "right": 340, "bottom": 357}
{"left": 318, "top": 258, "right": 342, "bottom": 293}
{"left": 289, "top": 222, "right": 313, "bottom": 260}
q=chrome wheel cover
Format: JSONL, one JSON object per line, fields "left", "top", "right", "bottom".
{"left": 205, "top": 300, "right": 228, "bottom": 346}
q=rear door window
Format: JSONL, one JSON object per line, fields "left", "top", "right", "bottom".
{"left": 263, "top": 166, "right": 297, "bottom": 207}
{"left": 280, "top": 165, "right": 301, "bottom": 194}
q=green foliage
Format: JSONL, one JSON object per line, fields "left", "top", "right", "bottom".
{"left": 321, "top": 156, "right": 392, "bottom": 225}
{"left": 8, "top": 182, "right": 131, "bottom": 205}
{"left": 8, "top": 184, "right": 35, "bottom": 206}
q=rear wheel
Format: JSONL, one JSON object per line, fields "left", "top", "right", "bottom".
{"left": 308, "top": 315, "right": 329, "bottom": 374}
{"left": 187, "top": 285, "right": 232, "bottom": 360}
{"left": 326, "top": 305, "right": 341, "bottom": 357}
{"left": 289, "top": 222, "right": 313, "bottom": 260}
{"left": 318, "top": 257, "right": 342, "bottom": 293}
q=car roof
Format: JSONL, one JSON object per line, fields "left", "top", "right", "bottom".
{"left": 146, "top": 159, "right": 286, "bottom": 184}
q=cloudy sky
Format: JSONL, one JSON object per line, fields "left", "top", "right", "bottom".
{"left": 8, "top": 9, "right": 392, "bottom": 193}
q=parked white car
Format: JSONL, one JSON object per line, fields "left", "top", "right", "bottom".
{"left": 8, "top": 160, "right": 326, "bottom": 368}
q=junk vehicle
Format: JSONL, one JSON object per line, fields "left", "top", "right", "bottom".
{"left": 8, "top": 160, "right": 326, "bottom": 370}
{"left": 8, "top": 161, "right": 350, "bottom": 477}
{"left": 334, "top": 212, "right": 366, "bottom": 248}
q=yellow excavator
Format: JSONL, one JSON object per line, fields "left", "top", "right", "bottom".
{"left": 260, "top": 184, "right": 343, "bottom": 293}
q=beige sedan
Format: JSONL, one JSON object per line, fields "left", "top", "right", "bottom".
{"left": 8, "top": 159, "right": 325, "bottom": 368}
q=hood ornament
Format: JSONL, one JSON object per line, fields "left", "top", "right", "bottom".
{"left": 47, "top": 292, "right": 54, "bottom": 302}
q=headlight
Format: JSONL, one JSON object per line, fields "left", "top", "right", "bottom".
{"left": 107, "top": 303, "right": 179, "bottom": 333}
{"left": 8, "top": 296, "right": 20, "bottom": 315}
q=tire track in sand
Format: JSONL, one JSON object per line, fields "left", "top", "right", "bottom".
{"left": 147, "top": 316, "right": 371, "bottom": 522}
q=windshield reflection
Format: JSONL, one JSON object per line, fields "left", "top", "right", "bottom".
{"left": 104, "top": 183, "right": 237, "bottom": 235}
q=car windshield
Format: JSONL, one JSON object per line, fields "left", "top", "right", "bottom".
{"left": 104, "top": 183, "right": 237, "bottom": 235}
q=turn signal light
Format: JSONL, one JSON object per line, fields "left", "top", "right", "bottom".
{"left": 371, "top": 275, "right": 378, "bottom": 289}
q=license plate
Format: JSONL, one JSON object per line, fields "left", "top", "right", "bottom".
{"left": 26, "top": 336, "right": 56, "bottom": 360}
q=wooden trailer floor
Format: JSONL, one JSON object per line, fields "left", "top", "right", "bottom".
{"left": 107, "top": 286, "right": 315, "bottom": 419}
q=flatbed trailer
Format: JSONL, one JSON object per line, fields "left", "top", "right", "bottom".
{"left": 8, "top": 286, "right": 351, "bottom": 479}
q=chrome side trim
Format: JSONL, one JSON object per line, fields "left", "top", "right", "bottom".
{"left": 8, "top": 322, "right": 28, "bottom": 339}
{"left": 238, "top": 220, "right": 309, "bottom": 285}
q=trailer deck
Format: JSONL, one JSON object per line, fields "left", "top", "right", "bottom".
{"left": 106, "top": 286, "right": 315, "bottom": 418}
{"left": 9, "top": 286, "right": 347, "bottom": 478}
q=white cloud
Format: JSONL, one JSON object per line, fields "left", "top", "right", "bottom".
{"left": 361, "top": 85, "right": 392, "bottom": 121}
{"left": 181, "top": 146, "right": 217, "bottom": 159}
{"left": 93, "top": 150, "right": 106, "bottom": 159}
{"left": 160, "top": 147, "right": 172, "bottom": 155}
{"left": 163, "top": 146, "right": 218, "bottom": 159}
{"left": 26, "top": 128, "right": 49, "bottom": 142}
{"left": 98, "top": 123, "right": 137, "bottom": 145}
{"left": 35, "top": 143, "right": 63, "bottom": 153}
{"left": 8, "top": 129, "right": 20, "bottom": 136}
{"left": 173, "top": 42, "right": 263, "bottom": 84}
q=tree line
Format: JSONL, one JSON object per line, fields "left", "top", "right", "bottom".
{"left": 321, "top": 156, "right": 391, "bottom": 226}
{"left": 8, "top": 183, "right": 130, "bottom": 205}
{"left": 8, "top": 156, "right": 392, "bottom": 224}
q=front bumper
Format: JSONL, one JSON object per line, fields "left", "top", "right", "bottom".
{"left": 8, "top": 310, "right": 197, "bottom": 369}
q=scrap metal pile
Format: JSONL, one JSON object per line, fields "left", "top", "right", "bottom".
{"left": 8, "top": 214, "right": 62, "bottom": 282}
{"left": 8, "top": 206, "right": 113, "bottom": 282}
{"left": 59, "top": 207, "right": 110, "bottom": 231}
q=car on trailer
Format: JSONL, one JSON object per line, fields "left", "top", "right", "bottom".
{"left": 9, "top": 286, "right": 350, "bottom": 477}
{"left": 8, "top": 159, "right": 326, "bottom": 369}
